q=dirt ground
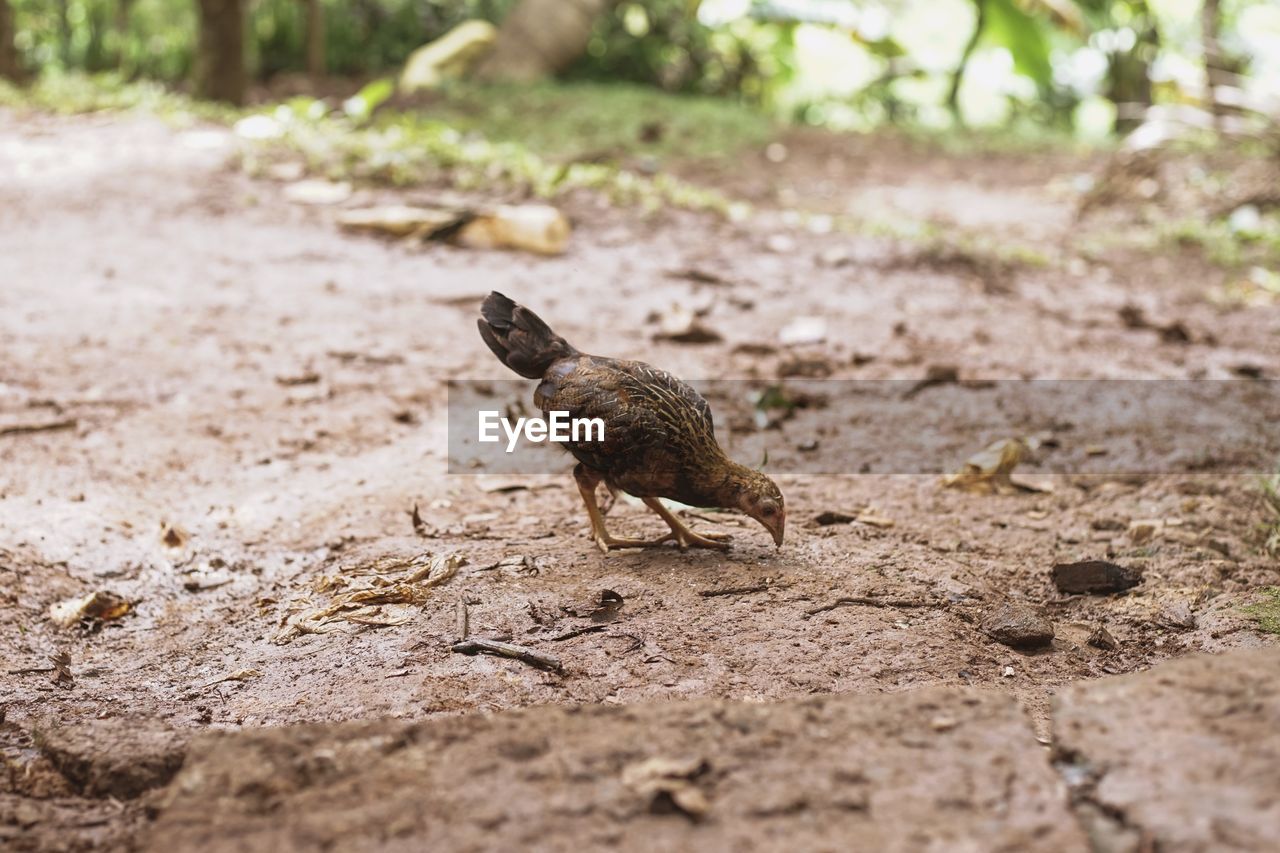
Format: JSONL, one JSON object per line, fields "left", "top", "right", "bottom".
{"left": 2, "top": 109, "right": 1279, "bottom": 850}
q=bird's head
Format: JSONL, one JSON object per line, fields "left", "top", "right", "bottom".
{"left": 730, "top": 467, "right": 785, "bottom": 548}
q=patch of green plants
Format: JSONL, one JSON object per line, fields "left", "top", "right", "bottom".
{"left": 240, "top": 94, "right": 738, "bottom": 213}
{"left": 1, "top": 73, "right": 739, "bottom": 214}
{"left": 1242, "top": 589, "right": 1280, "bottom": 635}
{"left": 427, "top": 81, "right": 777, "bottom": 164}
{"left": 0, "top": 71, "right": 236, "bottom": 122}
{"left": 1164, "top": 214, "right": 1280, "bottom": 270}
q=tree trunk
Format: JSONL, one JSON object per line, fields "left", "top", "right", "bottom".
{"left": 1201, "top": 0, "right": 1224, "bottom": 127}
{"left": 195, "top": 0, "right": 247, "bottom": 104}
{"left": 115, "top": 0, "right": 135, "bottom": 68}
{"left": 58, "top": 0, "right": 72, "bottom": 66}
{"left": 0, "top": 0, "right": 18, "bottom": 81}
{"left": 304, "top": 0, "right": 325, "bottom": 80}
{"left": 473, "top": 0, "right": 614, "bottom": 82}
{"left": 946, "top": 0, "right": 986, "bottom": 125}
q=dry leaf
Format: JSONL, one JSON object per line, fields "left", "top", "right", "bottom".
{"left": 457, "top": 205, "right": 570, "bottom": 256}
{"left": 622, "top": 756, "right": 711, "bottom": 818}
{"left": 274, "top": 552, "right": 464, "bottom": 643}
{"left": 50, "top": 651, "right": 74, "bottom": 685}
{"left": 204, "top": 668, "right": 262, "bottom": 688}
{"left": 337, "top": 205, "right": 461, "bottom": 238}
{"left": 942, "top": 438, "right": 1050, "bottom": 495}
{"left": 49, "top": 591, "right": 131, "bottom": 628}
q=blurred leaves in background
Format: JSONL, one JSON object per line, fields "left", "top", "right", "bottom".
{"left": 2, "top": 0, "right": 1280, "bottom": 140}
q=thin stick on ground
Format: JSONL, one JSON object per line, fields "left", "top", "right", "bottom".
{"left": 0, "top": 419, "right": 78, "bottom": 437}
{"left": 451, "top": 638, "right": 564, "bottom": 673}
{"left": 804, "top": 597, "right": 942, "bottom": 618}
{"left": 550, "top": 624, "right": 607, "bottom": 641}
{"left": 699, "top": 583, "right": 776, "bottom": 598}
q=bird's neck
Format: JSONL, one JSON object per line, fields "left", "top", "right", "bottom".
{"left": 696, "top": 457, "right": 751, "bottom": 511}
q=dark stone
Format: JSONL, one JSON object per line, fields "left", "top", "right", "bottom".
{"left": 1051, "top": 560, "right": 1143, "bottom": 595}
{"left": 980, "top": 602, "right": 1055, "bottom": 649}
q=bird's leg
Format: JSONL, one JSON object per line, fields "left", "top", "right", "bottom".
{"left": 598, "top": 483, "right": 620, "bottom": 516}
{"left": 641, "top": 498, "right": 732, "bottom": 551}
{"left": 573, "top": 465, "right": 672, "bottom": 553}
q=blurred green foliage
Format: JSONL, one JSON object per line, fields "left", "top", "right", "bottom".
{"left": 568, "top": 1, "right": 794, "bottom": 99}
{"left": 0, "top": 71, "right": 745, "bottom": 214}
{"left": 427, "top": 80, "right": 775, "bottom": 160}
{"left": 4, "top": 0, "right": 1279, "bottom": 139}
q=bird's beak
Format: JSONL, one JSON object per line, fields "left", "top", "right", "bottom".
{"left": 769, "top": 513, "right": 785, "bottom": 548}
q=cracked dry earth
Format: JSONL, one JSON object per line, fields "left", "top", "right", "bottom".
{"left": 2, "top": 110, "right": 1279, "bottom": 852}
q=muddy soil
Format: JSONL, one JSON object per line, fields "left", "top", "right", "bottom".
{"left": 1, "top": 110, "right": 1278, "bottom": 850}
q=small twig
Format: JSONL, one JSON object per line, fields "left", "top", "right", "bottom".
{"left": 804, "top": 597, "right": 941, "bottom": 618}
{"left": 0, "top": 419, "right": 78, "bottom": 437}
{"left": 550, "top": 624, "right": 607, "bottom": 641}
{"left": 451, "top": 638, "right": 563, "bottom": 673}
{"left": 456, "top": 600, "right": 470, "bottom": 641}
{"left": 7, "top": 666, "right": 56, "bottom": 675}
{"left": 183, "top": 578, "right": 233, "bottom": 592}
{"left": 610, "top": 631, "right": 645, "bottom": 654}
{"left": 700, "top": 583, "right": 775, "bottom": 598}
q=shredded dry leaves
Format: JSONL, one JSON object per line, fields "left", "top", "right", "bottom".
{"left": 942, "top": 438, "right": 1053, "bottom": 495}
{"left": 274, "top": 552, "right": 464, "bottom": 644}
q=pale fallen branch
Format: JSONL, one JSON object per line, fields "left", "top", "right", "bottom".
{"left": 451, "top": 638, "right": 563, "bottom": 673}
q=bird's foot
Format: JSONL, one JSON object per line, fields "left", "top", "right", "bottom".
{"left": 665, "top": 528, "right": 732, "bottom": 551}
{"left": 593, "top": 533, "right": 677, "bottom": 553}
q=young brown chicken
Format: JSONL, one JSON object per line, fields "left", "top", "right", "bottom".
{"left": 478, "top": 291, "right": 785, "bottom": 552}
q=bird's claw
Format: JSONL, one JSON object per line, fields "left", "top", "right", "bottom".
{"left": 666, "top": 529, "right": 732, "bottom": 551}
{"left": 593, "top": 534, "right": 666, "bottom": 553}
{"left": 592, "top": 530, "right": 731, "bottom": 553}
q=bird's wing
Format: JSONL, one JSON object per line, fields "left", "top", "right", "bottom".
{"left": 535, "top": 357, "right": 716, "bottom": 474}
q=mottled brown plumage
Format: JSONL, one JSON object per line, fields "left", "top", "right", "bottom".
{"left": 478, "top": 291, "right": 785, "bottom": 552}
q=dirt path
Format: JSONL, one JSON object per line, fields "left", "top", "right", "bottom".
{"left": 1, "top": 109, "right": 1278, "bottom": 849}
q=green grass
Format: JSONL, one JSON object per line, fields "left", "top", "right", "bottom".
{"left": 0, "top": 71, "right": 237, "bottom": 123}
{"left": 1164, "top": 215, "right": 1280, "bottom": 270}
{"left": 0, "top": 72, "right": 743, "bottom": 215}
{"left": 241, "top": 99, "right": 738, "bottom": 213}
{"left": 1243, "top": 589, "right": 1280, "bottom": 635}
{"left": 425, "top": 80, "right": 777, "bottom": 165}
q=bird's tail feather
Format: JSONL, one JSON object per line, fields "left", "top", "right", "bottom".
{"left": 477, "top": 291, "right": 578, "bottom": 379}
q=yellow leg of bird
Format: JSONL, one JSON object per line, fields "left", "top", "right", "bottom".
{"left": 573, "top": 467, "right": 672, "bottom": 553}
{"left": 641, "top": 498, "right": 732, "bottom": 551}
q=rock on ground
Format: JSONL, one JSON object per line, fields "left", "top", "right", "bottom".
{"left": 981, "top": 601, "right": 1055, "bottom": 648}
{"left": 1053, "top": 648, "right": 1280, "bottom": 852}
{"left": 1050, "top": 560, "right": 1143, "bottom": 595}
{"left": 144, "top": 687, "right": 1086, "bottom": 853}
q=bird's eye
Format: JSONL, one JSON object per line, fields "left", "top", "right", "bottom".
{"left": 762, "top": 505, "right": 776, "bottom": 517}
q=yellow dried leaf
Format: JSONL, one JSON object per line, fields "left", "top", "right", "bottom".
{"left": 49, "top": 591, "right": 131, "bottom": 628}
